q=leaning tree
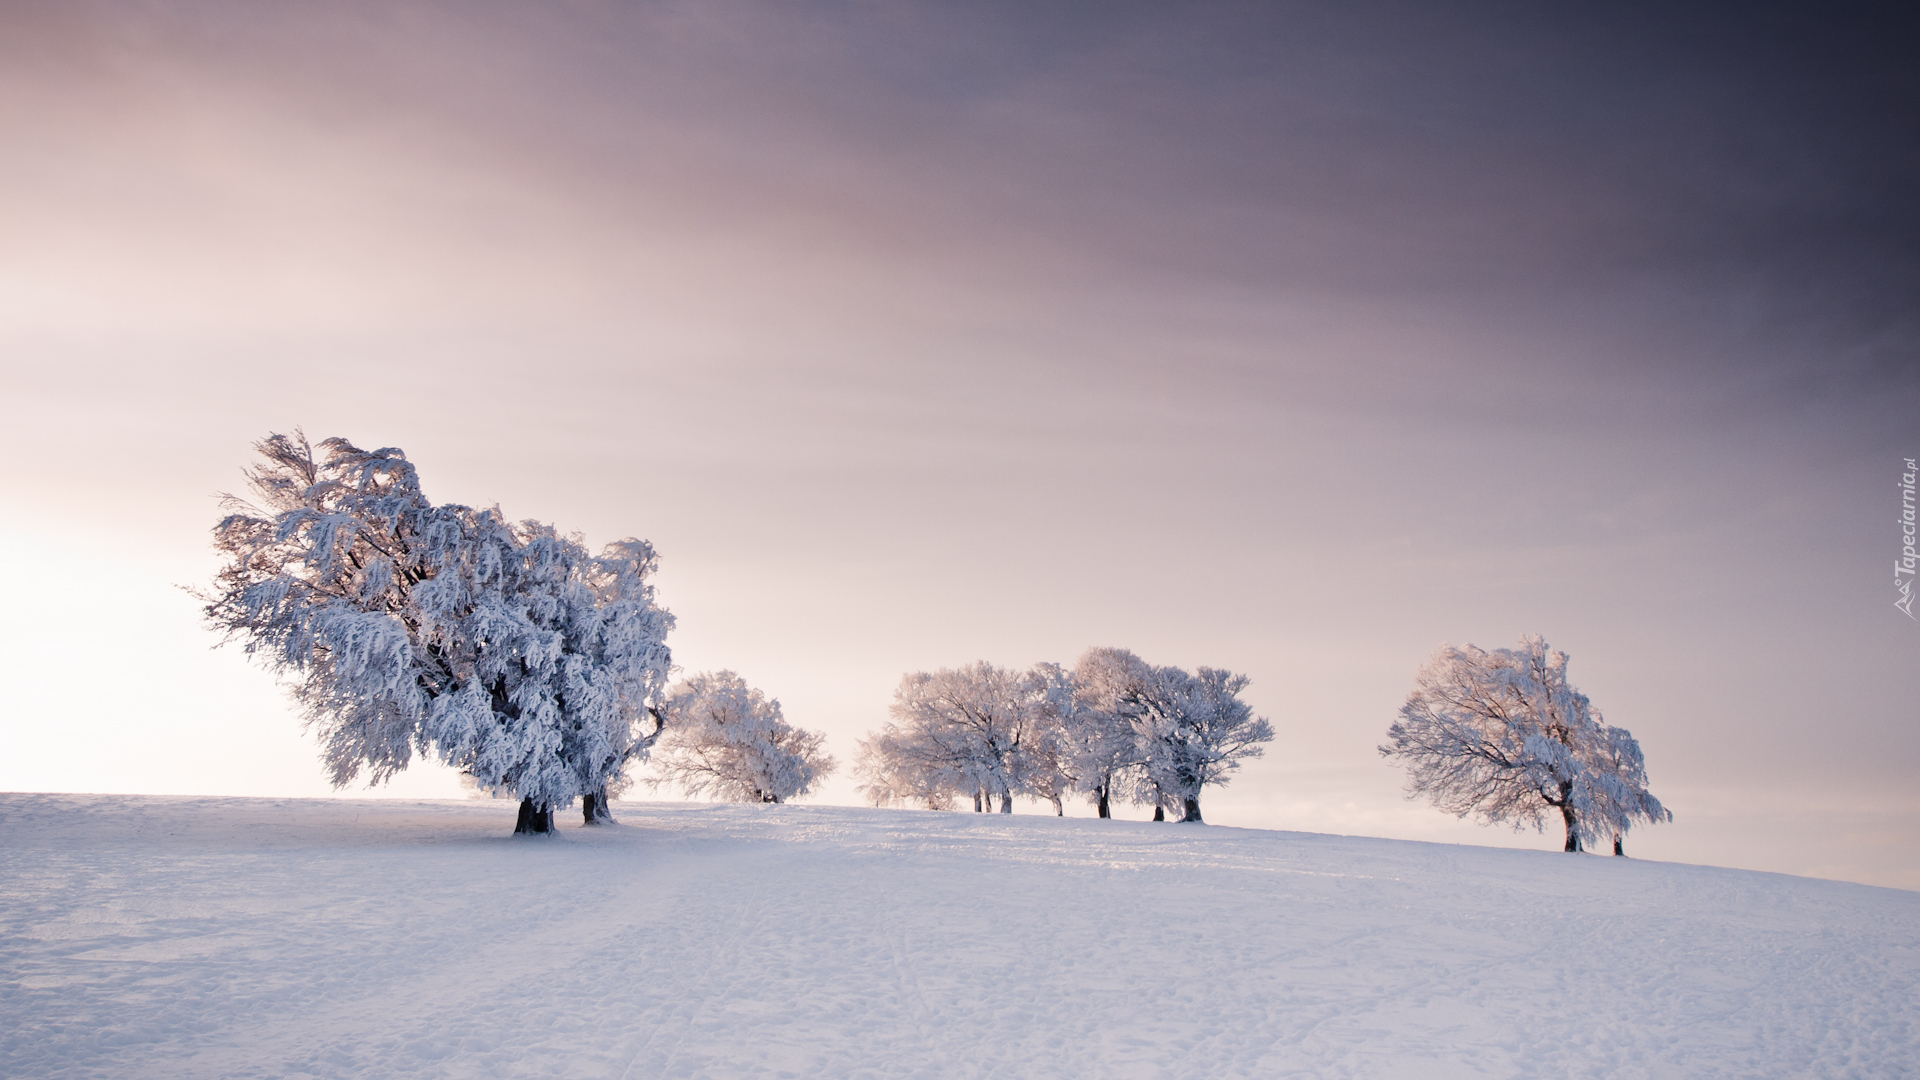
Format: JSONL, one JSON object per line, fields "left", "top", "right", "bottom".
{"left": 202, "top": 432, "right": 674, "bottom": 833}
{"left": 1380, "top": 635, "right": 1669, "bottom": 853}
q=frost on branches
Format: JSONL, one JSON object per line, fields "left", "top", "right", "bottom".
{"left": 1380, "top": 635, "right": 1670, "bottom": 853}
{"left": 1071, "top": 648, "right": 1274, "bottom": 823}
{"left": 858, "top": 663, "right": 1042, "bottom": 813}
{"left": 200, "top": 433, "right": 674, "bottom": 834}
{"left": 647, "top": 671, "right": 836, "bottom": 804}
{"left": 855, "top": 649, "right": 1273, "bottom": 821}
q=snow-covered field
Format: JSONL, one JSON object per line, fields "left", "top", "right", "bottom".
{"left": 2, "top": 794, "right": 1914, "bottom": 1079}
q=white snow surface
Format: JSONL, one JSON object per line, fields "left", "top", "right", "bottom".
{"left": 2, "top": 794, "right": 1915, "bottom": 1079}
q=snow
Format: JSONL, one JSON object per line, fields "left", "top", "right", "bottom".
{"left": 2, "top": 794, "right": 1915, "bottom": 1079}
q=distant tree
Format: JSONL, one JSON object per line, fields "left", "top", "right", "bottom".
{"left": 649, "top": 671, "right": 836, "bottom": 804}
{"left": 1065, "top": 648, "right": 1152, "bottom": 818}
{"left": 1380, "top": 635, "right": 1669, "bottom": 853}
{"left": 853, "top": 726, "right": 963, "bottom": 810}
{"left": 855, "top": 661, "right": 1079, "bottom": 813}
{"left": 1018, "top": 663, "right": 1080, "bottom": 816}
{"left": 1131, "top": 662, "right": 1274, "bottom": 824}
{"left": 201, "top": 433, "right": 674, "bottom": 834}
{"left": 885, "top": 662, "right": 1036, "bottom": 812}
{"left": 1583, "top": 722, "right": 1672, "bottom": 856}
{"left": 1065, "top": 648, "right": 1273, "bottom": 823}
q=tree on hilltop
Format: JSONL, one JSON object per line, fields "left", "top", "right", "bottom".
{"left": 1064, "top": 648, "right": 1150, "bottom": 819}
{"left": 1380, "top": 635, "right": 1670, "bottom": 853}
{"left": 201, "top": 432, "right": 674, "bottom": 833}
{"left": 648, "top": 671, "right": 835, "bottom": 804}
{"left": 1074, "top": 648, "right": 1272, "bottom": 823}
{"left": 857, "top": 661, "right": 1052, "bottom": 812}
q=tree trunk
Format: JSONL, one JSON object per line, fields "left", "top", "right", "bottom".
{"left": 515, "top": 798, "right": 553, "bottom": 835}
{"left": 1050, "top": 796, "right": 1063, "bottom": 817}
{"left": 581, "top": 789, "right": 616, "bottom": 826}
{"left": 1153, "top": 804, "right": 1165, "bottom": 822}
{"left": 1000, "top": 793, "right": 1014, "bottom": 813}
{"left": 1096, "top": 788, "right": 1111, "bottom": 819}
{"left": 1613, "top": 835, "right": 1626, "bottom": 857}
{"left": 973, "top": 791, "right": 984, "bottom": 813}
{"left": 1181, "top": 796, "right": 1203, "bottom": 823}
{"left": 1561, "top": 805, "right": 1581, "bottom": 852}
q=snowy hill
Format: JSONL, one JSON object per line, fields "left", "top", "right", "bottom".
{"left": 2, "top": 795, "right": 1914, "bottom": 1079}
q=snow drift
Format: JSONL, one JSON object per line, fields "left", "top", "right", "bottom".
{"left": 1, "top": 794, "right": 1913, "bottom": 1079}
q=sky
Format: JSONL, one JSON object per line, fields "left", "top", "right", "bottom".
{"left": 3, "top": 1, "right": 1916, "bottom": 887}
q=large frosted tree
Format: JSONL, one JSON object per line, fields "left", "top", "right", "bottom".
{"left": 648, "top": 671, "right": 835, "bottom": 804}
{"left": 202, "top": 433, "right": 674, "bottom": 833}
{"left": 1380, "top": 635, "right": 1670, "bottom": 853}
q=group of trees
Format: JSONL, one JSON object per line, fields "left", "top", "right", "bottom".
{"left": 854, "top": 648, "right": 1275, "bottom": 823}
{"left": 1381, "top": 635, "right": 1671, "bottom": 854}
{"left": 203, "top": 435, "right": 1668, "bottom": 854}
{"left": 203, "top": 433, "right": 830, "bottom": 833}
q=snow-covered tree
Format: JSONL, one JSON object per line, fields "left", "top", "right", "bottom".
{"left": 898, "top": 662, "right": 1033, "bottom": 812}
{"left": 1018, "top": 663, "right": 1080, "bottom": 816}
{"left": 1582, "top": 722, "right": 1672, "bottom": 856}
{"left": 1147, "top": 665, "right": 1274, "bottom": 824}
{"left": 565, "top": 537, "right": 677, "bottom": 823}
{"left": 853, "top": 726, "right": 965, "bottom": 810}
{"left": 1066, "top": 648, "right": 1273, "bottom": 823}
{"left": 1379, "top": 635, "right": 1669, "bottom": 853}
{"left": 1064, "top": 648, "right": 1152, "bottom": 818}
{"left": 648, "top": 671, "right": 835, "bottom": 803}
{"left": 428, "top": 522, "right": 675, "bottom": 829}
{"left": 202, "top": 433, "right": 674, "bottom": 833}
{"left": 857, "top": 662, "right": 1051, "bottom": 812}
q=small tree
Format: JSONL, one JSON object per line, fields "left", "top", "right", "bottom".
{"left": 648, "top": 671, "right": 836, "bottom": 804}
{"left": 1380, "top": 635, "right": 1669, "bottom": 853}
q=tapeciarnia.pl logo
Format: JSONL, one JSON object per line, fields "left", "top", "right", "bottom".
{"left": 1899, "top": 458, "right": 1917, "bottom": 618}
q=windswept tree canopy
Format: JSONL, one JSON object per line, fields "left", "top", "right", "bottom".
{"left": 201, "top": 433, "right": 674, "bottom": 830}
{"left": 1381, "top": 635, "right": 1669, "bottom": 852}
